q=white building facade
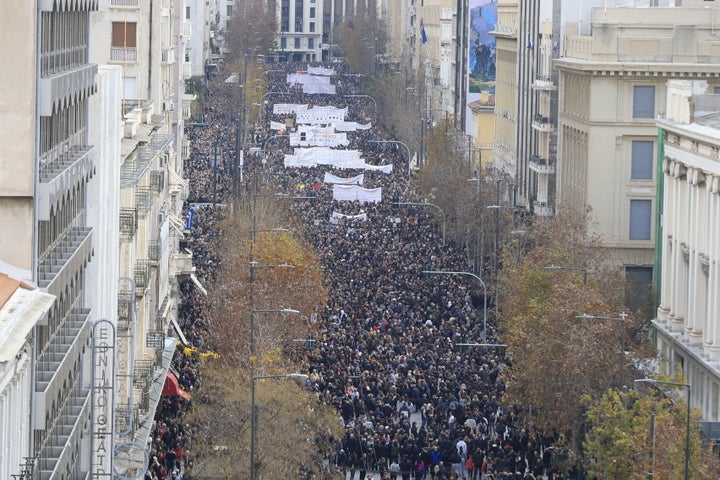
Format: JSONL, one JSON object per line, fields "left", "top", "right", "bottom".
{"left": 655, "top": 80, "right": 720, "bottom": 432}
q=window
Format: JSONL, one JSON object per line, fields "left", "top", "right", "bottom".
{"left": 633, "top": 86, "right": 655, "bottom": 118}
{"left": 631, "top": 140, "right": 653, "bottom": 180}
{"left": 226, "top": 4, "right": 232, "bottom": 16}
{"left": 309, "top": 22, "right": 315, "bottom": 32}
{"left": 714, "top": 86, "right": 720, "bottom": 94}
{"left": 629, "top": 199, "right": 652, "bottom": 240}
{"left": 626, "top": 266, "right": 653, "bottom": 312}
{"left": 280, "top": 37, "right": 287, "bottom": 49}
{"left": 294, "top": 37, "right": 301, "bottom": 49}
{"left": 310, "top": 7, "right": 315, "bottom": 17}
{"left": 308, "top": 38, "right": 314, "bottom": 49}
{"left": 185, "top": 6, "right": 190, "bottom": 19}
{"left": 112, "top": 22, "right": 137, "bottom": 47}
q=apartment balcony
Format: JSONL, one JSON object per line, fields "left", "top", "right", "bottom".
{"left": 134, "top": 260, "right": 153, "bottom": 295}
{"left": 38, "top": 63, "right": 97, "bottom": 117}
{"left": 110, "top": 47, "right": 138, "bottom": 63}
{"left": 161, "top": 48, "right": 176, "bottom": 64}
{"left": 36, "top": 381, "right": 91, "bottom": 480}
{"left": 120, "top": 134, "right": 173, "bottom": 188}
{"left": 148, "top": 239, "right": 161, "bottom": 265}
{"left": 117, "top": 290, "right": 135, "bottom": 331}
{"left": 120, "top": 207, "right": 138, "bottom": 238}
{"left": 529, "top": 154, "right": 556, "bottom": 175}
{"left": 110, "top": 0, "right": 139, "bottom": 6}
{"left": 135, "top": 186, "right": 154, "bottom": 218}
{"left": 532, "top": 74, "right": 556, "bottom": 91}
{"left": 37, "top": 222, "right": 94, "bottom": 291}
{"left": 182, "top": 61, "right": 192, "bottom": 80}
{"left": 182, "top": 22, "right": 192, "bottom": 38}
{"left": 38, "top": 144, "right": 96, "bottom": 219}
{"left": 531, "top": 113, "right": 554, "bottom": 133}
{"left": 34, "top": 305, "right": 92, "bottom": 428}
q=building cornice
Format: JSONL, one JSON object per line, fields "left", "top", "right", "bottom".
{"left": 555, "top": 59, "right": 720, "bottom": 79}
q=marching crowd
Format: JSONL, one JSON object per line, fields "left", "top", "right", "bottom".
{"left": 144, "top": 60, "right": 575, "bottom": 480}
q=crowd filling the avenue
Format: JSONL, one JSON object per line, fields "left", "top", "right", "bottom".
{"left": 143, "top": 61, "right": 574, "bottom": 480}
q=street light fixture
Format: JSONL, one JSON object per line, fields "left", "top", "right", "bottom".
{"left": 369, "top": 140, "right": 412, "bottom": 179}
{"left": 634, "top": 378, "right": 691, "bottom": 480}
{"left": 544, "top": 264, "right": 587, "bottom": 286}
{"left": 251, "top": 373, "right": 309, "bottom": 480}
{"left": 250, "top": 308, "right": 300, "bottom": 359}
{"left": 423, "top": 270, "right": 488, "bottom": 342}
{"left": 394, "top": 201, "right": 446, "bottom": 246}
{"left": 576, "top": 312, "right": 628, "bottom": 388}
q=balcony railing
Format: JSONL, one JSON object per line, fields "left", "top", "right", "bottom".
{"left": 148, "top": 239, "right": 161, "bottom": 263}
{"left": 161, "top": 48, "right": 175, "bottom": 64}
{"left": 135, "top": 186, "right": 153, "bottom": 217}
{"left": 110, "top": 0, "right": 139, "bottom": 6}
{"left": 531, "top": 114, "right": 554, "bottom": 133}
{"left": 529, "top": 154, "right": 556, "bottom": 175}
{"left": 134, "top": 260, "right": 152, "bottom": 293}
{"left": 110, "top": 47, "right": 138, "bottom": 62}
{"left": 120, "top": 208, "right": 138, "bottom": 238}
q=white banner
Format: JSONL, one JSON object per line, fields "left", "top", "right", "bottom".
{"left": 270, "top": 121, "right": 286, "bottom": 131}
{"left": 330, "top": 211, "right": 368, "bottom": 224}
{"left": 290, "top": 130, "right": 349, "bottom": 147}
{"left": 308, "top": 66, "right": 336, "bottom": 76}
{"left": 333, "top": 185, "right": 382, "bottom": 203}
{"left": 273, "top": 104, "right": 308, "bottom": 115}
{"left": 287, "top": 72, "right": 332, "bottom": 85}
{"left": 284, "top": 148, "right": 393, "bottom": 172}
{"left": 332, "top": 121, "right": 372, "bottom": 132}
{"left": 324, "top": 172, "right": 364, "bottom": 185}
{"left": 296, "top": 106, "right": 348, "bottom": 124}
{"left": 303, "top": 83, "right": 337, "bottom": 95}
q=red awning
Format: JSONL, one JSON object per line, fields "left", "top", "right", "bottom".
{"left": 162, "top": 371, "right": 191, "bottom": 400}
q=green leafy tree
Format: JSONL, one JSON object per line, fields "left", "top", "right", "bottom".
{"left": 583, "top": 385, "right": 710, "bottom": 479}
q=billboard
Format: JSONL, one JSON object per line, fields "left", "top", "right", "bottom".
{"left": 468, "top": 0, "right": 497, "bottom": 95}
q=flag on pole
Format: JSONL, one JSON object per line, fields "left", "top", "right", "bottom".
{"left": 420, "top": 20, "right": 428, "bottom": 44}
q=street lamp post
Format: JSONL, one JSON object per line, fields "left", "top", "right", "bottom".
{"left": 634, "top": 378, "right": 691, "bottom": 480}
{"left": 251, "top": 373, "right": 309, "bottom": 480}
{"left": 544, "top": 265, "right": 587, "bottom": 286}
{"left": 393, "top": 201, "right": 446, "bottom": 246}
{"left": 369, "top": 140, "right": 412, "bottom": 179}
{"left": 262, "top": 134, "right": 289, "bottom": 164}
{"left": 423, "top": 270, "right": 488, "bottom": 342}
{"left": 576, "top": 312, "right": 628, "bottom": 388}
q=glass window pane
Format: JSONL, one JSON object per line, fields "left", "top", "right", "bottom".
{"left": 633, "top": 86, "right": 655, "bottom": 118}
{"left": 629, "top": 199, "right": 652, "bottom": 240}
{"left": 631, "top": 140, "right": 653, "bottom": 179}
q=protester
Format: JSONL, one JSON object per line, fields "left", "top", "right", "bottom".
{"left": 146, "top": 59, "right": 567, "bottom": 480}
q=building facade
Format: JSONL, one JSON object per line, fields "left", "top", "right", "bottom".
{"left": 275, "top": 0, "right": 325, "bottom": 62}
{"left": 0, "top": 0, "right": 101, "bottom": 477}
{"left": 555, "top": 2, "right": 720, "bottom": 285}
{"left": 655, "top": 80, "right": 720, "bottom": 433}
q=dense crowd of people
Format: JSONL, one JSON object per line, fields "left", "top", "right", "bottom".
{"left": 144, "top": 60, "right": 575, "bottom": 480}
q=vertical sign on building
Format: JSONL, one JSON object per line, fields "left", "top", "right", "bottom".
{"left": 92, "top": 319, "right": 116, "bottom": 478}
{"left": 466, "top": 0, "right": 497, "bottom": 132}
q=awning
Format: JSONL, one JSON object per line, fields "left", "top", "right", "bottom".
{"left": 170, "top": 315, "right": 189, "bottom": 346}
{"left": 167, "top": 213, "right": 186, "bottom": 237}
{"left": 189, "top": 273, "right": 208, "bottom": 296}
{"left": 162, "top": 370, "right": 191, "bottom": 400}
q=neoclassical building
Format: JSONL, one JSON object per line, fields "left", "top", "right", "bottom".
{"left": 655, "top": 80, "right": 720, "bottom": 431}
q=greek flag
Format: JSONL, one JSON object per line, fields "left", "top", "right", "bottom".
{"left": 420, "top": 20, "right": 428, "bottom": 44}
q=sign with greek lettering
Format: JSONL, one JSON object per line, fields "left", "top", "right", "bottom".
{"left": 92, "top": 319, "right": 116, "bottom": 478}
